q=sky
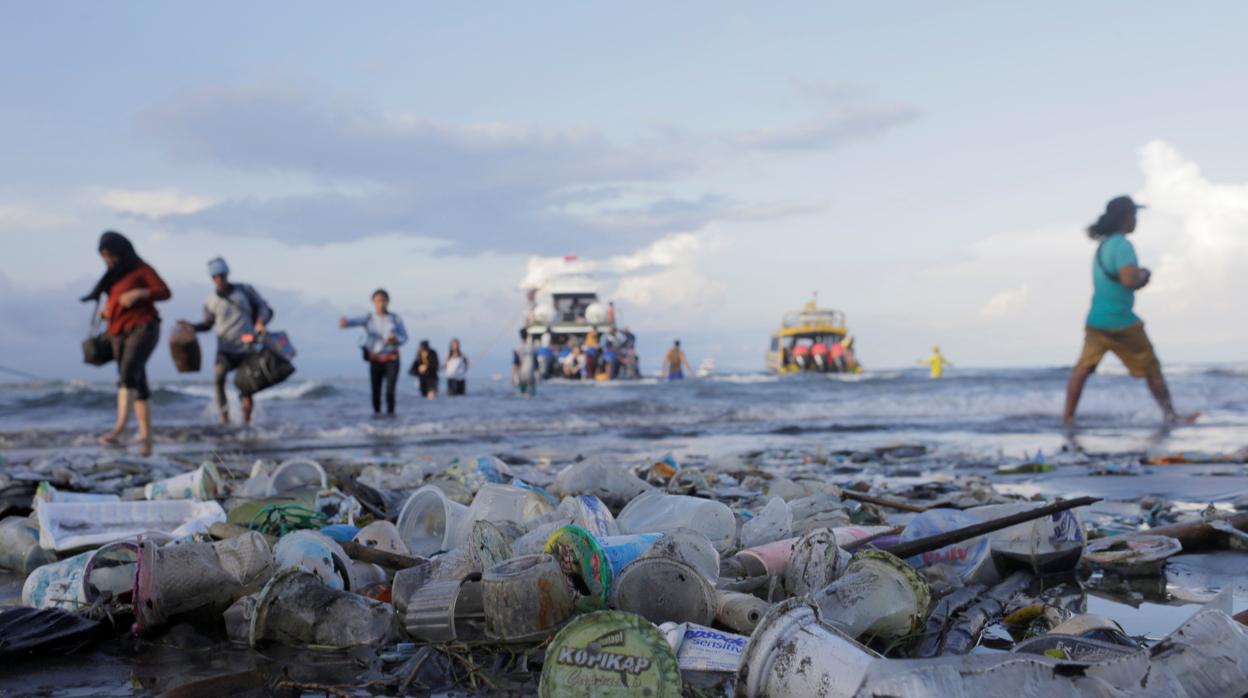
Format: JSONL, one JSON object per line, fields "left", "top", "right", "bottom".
{"left": 2, "top": 2, "right": 1247, "bottom": 380}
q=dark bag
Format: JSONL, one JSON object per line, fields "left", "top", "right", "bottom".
{"left": 81, "top": 302, "right": 114, "bottom": 366}
{"left": 169, "top": 324, "right": 202, "bottom": 373}
{"left": 233, "top": 348, "right": 295, "bottom": 397}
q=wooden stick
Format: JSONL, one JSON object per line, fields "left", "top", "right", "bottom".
{"left": 1106, "top": 511, "right": 1248, "bottom": 551}
{"left": 208, "top": 521, "right": 427, "bottom": 570}
{"left": 882, "top": 496, "right": 1101, "bottom": 560}
{"left": 841, "top": 490, "right": 929, "bottom": 513}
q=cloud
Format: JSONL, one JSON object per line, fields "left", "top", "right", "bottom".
{"left": 0, "top": 204, "right": 75, "bottom": 229}
{"left": 134, "top": 83, "right": 917, "bottom": 256}
{"left": 980, "top": 284, "right": 1030, "bottom": 318}
{"left": 96, "top": 188, "right": 217, "bottom": 218}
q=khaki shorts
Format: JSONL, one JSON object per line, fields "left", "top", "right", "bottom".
{"left": 1075, "top": 322, "right": 1161, "bottom": 378}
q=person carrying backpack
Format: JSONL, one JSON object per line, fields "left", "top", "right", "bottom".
{"left": 178, "top": 257, "right": 274, "bottom": 425}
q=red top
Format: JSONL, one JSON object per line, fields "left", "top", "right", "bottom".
{"left": 104, "top": 263, "right": 171, "bottom": 336}
{"left": 792, "top": 343, "right": 810, "bottom": 356}
{"left": 811, "top": 342, "right": 828, "bottom": 356}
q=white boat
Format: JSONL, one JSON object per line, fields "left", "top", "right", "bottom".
{"left": 522, "top": 265, "right": 639, "bottom": 380}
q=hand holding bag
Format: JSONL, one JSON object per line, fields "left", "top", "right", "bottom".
{"left": 81, "top": 302, "right": 114, "bottom": 366}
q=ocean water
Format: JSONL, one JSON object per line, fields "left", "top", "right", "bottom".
{"left": 1, "top": 363, "right": 1245, "bottom": 462}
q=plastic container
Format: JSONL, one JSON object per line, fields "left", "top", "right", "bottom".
{"left": 715, "top": 590, "right": 771, "bottom": 634}
{"left": 617, "top": 493, "right": 736, "bottom": 553}
{"left": 144, "top": 462, "right": 224, "bottom": 501}
{"left": 611, "top": 557, "right": 716, "bottom": 627}
{"left": 21, "top": 540, "right": 139, "bottom": 610}
{"left": 403, "top": 577, "right": 483, "bottom": 642}
{"left": 0, "top": 516, "right": 56, "bottom": 574}
{"left": 737, "top": 597, "right": 879, "bottom": 698}
{"left": 35, "top": 500, "right": 226, "bottom": 552}
{"left": 811, "top": 550, "right": 931, "bottom": 644}
{"left": 272, "top": 530, "right": 350, "bottom": 591}
{"left": 456, "top": 484, "right": 554, "bottom": 548}
{"left": 267, "top": 459, "right": 327, "bottom": 495}
{"left": 544, "top": 525, "right": 613, "bottom": 611}
{"left": 33, "top": 482, "right": 120, "bottom": 507}
{"left": 740, "top": 497, "right": 793, "bottom": 548}
{"left": 896, "top": 508, "right": 993, "bottom": 583}
{"left": 133, "top": 532, "right": 274, "bottom": 633}
{"left": 352, "top": 520, "right": 411, "bottom": 556}
{"left": 783, "top": 527, "right": 851, "bottom": 597}
{"left": 660, "top": 621, "right": 748, "bottom": 673}
{"left": 250, "top": 569, "right": 399, "bottom": 649}
{"left": 560, "top": 495, "right": 619, "bottom": 538}
{"left": 641, "top": 528, "right": 721, "bottom": 586}
{"left": 600, "top": 532, "right": 665, "bottom": 577}
{"left": 968, "top": 502, "right": 1086, "bottom": 574}
{"left": 396, "top": 485, "right": 470, "bottom": 557}
{"left": 539, "top": 611, "right": 681, "bottom": 698}
{"left": 445, "top": 455, "right": 512, "bottom": 493}
{"left": 482, "top": 553, "right": 577, "bottom": 642}
{"left": 735, "top": 525, "right": 894, "bottom": 579}
{"left": 552, "top": 459, "right": 654, "bottom": 509}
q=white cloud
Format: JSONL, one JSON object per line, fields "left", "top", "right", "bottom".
{"left": 95, "top": 188, "right": 217, "bottom": 218}
{"left": 980, "top": 284, "right": 1030, "bottom": 318}
{"left": 0, "top": 204, "right": 74, "bottom": 228}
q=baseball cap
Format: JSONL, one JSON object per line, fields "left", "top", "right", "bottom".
{"left": 207, "top": 257, "right": 229, "bottom": 277}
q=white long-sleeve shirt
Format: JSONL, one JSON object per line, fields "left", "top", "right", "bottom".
{"left": 344, "top": 312, "right": 408, "bottom": 358}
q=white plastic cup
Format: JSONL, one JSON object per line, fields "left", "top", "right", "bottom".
{"left": 454, "top": 484, "right": 554, "bottom": 548}
{"left": 561, "top": 495, "right": 619, "bottom": 538}
{"left": 737, "top": 597, "right": 879, "bottom": 698}
{"left": 617, "top": 493, "right": 737, "bottom": 553}
{"left": 642, "top": 527, "right": 721, "bottom": 586}
{"left": 397, "top": 485, "right": 470, "bottom": 557}
{"left": 353, "top": 520, "right": 411, "bottom": 557}
{"left": 0, "top": 516, "right": 56, "bottom": 574}
{"left": 810, "top": 550, "right": 931, "bottom": 643}
{"left": 267, "top": 459, "right": 327, "bottom": 496}
{"left": 21, "top": 541, "right": 139, "bottom": 610}
{"left": 145, "top": 462, "right": 223, "bottom": 501}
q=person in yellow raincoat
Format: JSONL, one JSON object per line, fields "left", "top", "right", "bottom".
{"left": 919, "top": 345, "right": 952, "bottom": 379}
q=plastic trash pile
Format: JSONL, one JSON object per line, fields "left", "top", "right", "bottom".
{"left": 1, "top": 449, "right": 1247, "bottom": 696}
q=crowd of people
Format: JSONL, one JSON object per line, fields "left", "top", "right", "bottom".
{"left": 524, "top": 326, "right": 641, "bottom": 383}
{"left": 783, "top": 335, "right": 859, "bottom": 373}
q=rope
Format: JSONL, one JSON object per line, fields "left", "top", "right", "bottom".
{"left": 0, "top": 364, "right": 44, "bottom": 381}
{"left": 247, "top": 504, "right": 327, "bottom": 537}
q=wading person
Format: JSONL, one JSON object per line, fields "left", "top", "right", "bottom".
{"left": 82, "top": 231, "right": 171, "bottom": 456}
{"left": 445, "top": 338, "right": 468, "bottom": 396}
{"left": 664, "top": 340, "right": 692, "bottom": 380}
{"left": 179, "top": 257, "right": 274, "bottom": 425}
{"left": 410, "top": 340, "right": 439, "bottom": 399}
{"left": 339, "top": 289, "right": 407, "bottom": 416}
{"left": 1063, "top": 196, "right": 1197, "bottom": 425}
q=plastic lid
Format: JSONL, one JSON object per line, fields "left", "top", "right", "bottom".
{"left": 539, "top": 611, "right": 681, "bottom": 698}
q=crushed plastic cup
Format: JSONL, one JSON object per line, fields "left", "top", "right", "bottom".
{"left": 810, "top": 549, "right": 931, "bottom": 644}
{"left": 35, "top": 500, "right": 227, "bottom": 552}
{"left": 272, "top": 530, "right": 350, "bottom": 590}
{"left": 783, "top": 527, "right": 851, "bottom": 597}
{"left": 33, "top": 482, "right": 120, "bottom": 507}
{"left": 715, "top": 590, "right": 771, "bottom": 634}
{"left": 740, "top": 497, "right": 793, "bottom": 548}
{"left": 639, "top": 527, "right": 721, "bottom": 586}
{"left": 403, "top": 577, "right": 485, "bottom": 642}
{"left": 266, "top": 458, "right": 327, "bottom": 495}
{"left": 250, "top": 568, "right": 400, "bottom": 649}
{"left": 396, "top": 485, "right": 470, "bottom": 557}
{"left": 736, "top": 596, "right": 880, "bottom": 698}
{"left": 735, "top": 525, "right": 893, "bottom": 579}
{"left": 896, "top": 508, "right": 994, "bottom": 583}
{"left": 968, "top": 502, "right": 1086, "bottom": 574}
{"left": 545, "top": 525, "right": 613, "bottom": 611}
{"left": 513, "top": 519, "right": 573, "bottom": 556}
{"left": 22, "top": 540, "right": 139, "bottom": 611}
{"left": 600, "top": 532, "right": 665, "bottom": 577}
{"left": 610, "top": 556, "right": 717, "bottom": 627}
{"left": 660, "top": 621, "right": 748, "bottom": 673}
{"left": 552, "top": 459, "right": 654, "bottom": 509}
{"left": 617, "top": 493, "right": 737, "bottom": 553}
{"left": 0, "top": 516, "right": 56, "bottom": 574}
{"left": 144, "top": 462, "right": 224, "bottom": 501}
{"left": 445, "top": 455, "right": 512, "bottom": 493}
{"left": 456, "top": 483, "right": 554, "bottom": 548}
{"left": 133, "top": 531, "right": 274, "bottom": 634}
{"left": 352, "top": 520, "right": 411, "bottom": 556}
{"left": 538, "top": 611, "right": 681, "bottom": 698}
{"left": 482, "top": 553, "right": 577, "bottom": 642}
{"left": 391, "top": 561, "right": 435, "bottom": 615}
{"left": 559, "top": 495, "right": 619, "bottom": 538}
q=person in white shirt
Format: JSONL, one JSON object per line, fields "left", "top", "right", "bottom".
{"left": 339, "top": 289, "right": 407, "bottom": 416}
{"left": 445, "top": 338, "right": 469, "bottom": 396}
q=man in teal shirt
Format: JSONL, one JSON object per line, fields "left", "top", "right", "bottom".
{"left": 1063, "top": 196, "right": 1197, "bottom": 425}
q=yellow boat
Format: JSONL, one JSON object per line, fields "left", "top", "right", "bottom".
{"left": 766, "top": 299, "right": 862, "bottom": 374}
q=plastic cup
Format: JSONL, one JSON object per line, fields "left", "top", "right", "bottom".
{"left": 600, "top": 532, "right": 665, "bottom": 577}
{"left": 563, "top": 495, "right": 619, "bottom": 538}
{"left": 352, "top": 520, "right": 411, "bottom": 556}
{"left": 0, "top": 516, "right": 56, "bottom": 574}
{"left": 21, "top": 540, "right": 138, "bottom": 610}
{"left": 145, "top": 462, "right": 224, "bottom": 501}
{"left": 482, "top": 553, "right": 577, "bottom": 642}
{"left": 250, "top": 569, "right": 399, "bottom": 649}
{"left": 737, "top": 597, "right": 879, "bottom": 698}
{"left": 783, "top": 527, "right": 851, "bottom": 597}
{"left": 397, "top": 485, "right": 470, "bottom": 557}
{"left": 641, "top": 528, "right": 721, "bottom": 586}
{"left": 545, "top": 525, "right": 613, "bottom": 611}
{"left": 267, "top": 459, "right": 327, "bottom": 495}
{"left": 610, "top": 557, "right": 716, "bottom": 627}
{"left": 617, "top": 493, "right": 736, "bottom": 553}
{"left": 133, "top": 532, "right": 274, "bottom": 633}
{"left": 456, "top": 484, "right": 555, "bottom": 547}
{"left": 810, "top": 549, "right": 931, "bottom": 644}
{"left": 272, "top": 530, "right": 351, "bottom": 591}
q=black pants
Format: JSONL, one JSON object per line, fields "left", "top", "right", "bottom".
{"left": 214, "top": 351, "right": 248, "bottom": 411}
{"left": 447, "top": 378, "right": 466, "bottom": 396}
{"left": 111, "top": 320, "right": 160, "bottom": 400}
{"left": 370, "top": 359, "right": 400, "bottom": 414}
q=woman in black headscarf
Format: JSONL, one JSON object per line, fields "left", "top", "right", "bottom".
{"left": 82, "top": 231, "right": 171, "bottom": 455}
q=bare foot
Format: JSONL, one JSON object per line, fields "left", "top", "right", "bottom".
{"left": 98, "top": 431, "right": 124, "bottom": 447}
{"left": 1167, "top": 412, "right": 1200, "bottom": 425}
{"left": 136, "top": 439, "right": 152, "bottom": 457}
{"left": 219, "top": 411, "right": 231, "bottom": 426}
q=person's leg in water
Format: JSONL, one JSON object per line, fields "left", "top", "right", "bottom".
{"left": 100, "top": 387, "right": 133, "bottom": 446}
{"left": 383, "top": 361, "right": 399, "bottom": 414}
{"left": 241, "top": 395, "right": 254, "bottom": 425}
{"left": 1062, "top": 364, "right": 1095, "bottom": 426}
{"left": 125, "top": 322, "right": 159, "bottom": 455}
{"left": 368, "top": 360, "right": 384, "bottom": 415}
{"left": 214, "top": 354, "right": 232, "bottom": 424}
{"left": 1145, "top": 370, "right": 1198, "bottom": 424}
